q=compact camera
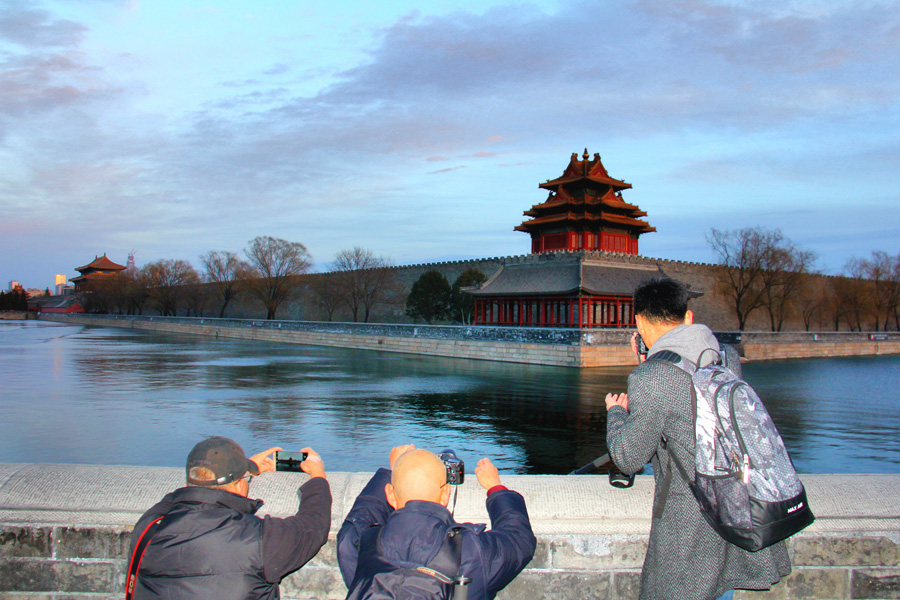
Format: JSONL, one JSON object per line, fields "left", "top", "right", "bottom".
{"left": 275, "top": 450, "right": 308, "bottom": 472}
{"left": 439, "top": 449, "right": 465, "bottom": 485}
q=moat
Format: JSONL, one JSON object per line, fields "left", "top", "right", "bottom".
{"left": 2, "top": 319, "right": 899, "bottom": 474}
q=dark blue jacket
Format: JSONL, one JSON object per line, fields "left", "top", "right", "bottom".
{"left": 129, "top": 478, "right": 331, "bottom": 600}
{"left": 337, "top": 468, "right": 536, "bottom": 600}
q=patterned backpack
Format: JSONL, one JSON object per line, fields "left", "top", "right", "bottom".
{"left": 652, "top": 347, "right": 815, "bottom": 551}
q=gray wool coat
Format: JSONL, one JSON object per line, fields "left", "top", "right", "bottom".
{"left": 607, "top": 325, "right": 791, "bottom": 600}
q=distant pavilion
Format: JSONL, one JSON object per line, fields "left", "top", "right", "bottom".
{"left": 469, "top": 150, "right": 663, "bottom": 328}
{"left": 71, "top": 254, "right": 127, "bottom": 292}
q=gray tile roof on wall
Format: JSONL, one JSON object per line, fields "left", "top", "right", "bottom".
{"left": 468, "top": 257, "right": 663, "bottom": 297}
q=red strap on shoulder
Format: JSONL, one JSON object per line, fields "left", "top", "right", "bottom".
{"left": 125, "top": 515, "right": 165, "bottom": 600}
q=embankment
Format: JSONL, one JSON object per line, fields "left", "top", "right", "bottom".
{"left": 1, "top": 464, "right": 898, "bottom": 599}
{"left": 39, "top": 314, "right": 900, "bottom": 367}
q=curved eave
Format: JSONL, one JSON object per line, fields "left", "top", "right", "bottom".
{"left": 525, "top": 197, "right": 648, "bottom": 217}
{"left": 539, "top": 175, "right": 632, "bottom": 192}
{"left": 516, "top": 212, "right": 656, "bottom": 233}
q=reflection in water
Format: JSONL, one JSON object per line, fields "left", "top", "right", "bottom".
{"left": 1, "top": 320, "right": 898, "bottom": 474}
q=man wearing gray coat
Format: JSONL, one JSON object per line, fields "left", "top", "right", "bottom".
{"left": 605, "top": 277, "right": 791, "bottom": 600}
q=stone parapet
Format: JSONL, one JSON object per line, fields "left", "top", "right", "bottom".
{"left": 1, "top": 464, "right": 899, "bottom": 599}
{"left": 40, "top": 315, "right": 900, "bottom": 368}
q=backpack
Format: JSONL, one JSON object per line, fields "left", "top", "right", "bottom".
{"left": 346, "top": 525, "right": 469, "bottom": 600}
{"left": 652, "top": 346, "right": 815, "bottom": 551}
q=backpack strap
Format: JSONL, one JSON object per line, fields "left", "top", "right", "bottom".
{"left": 646, "top": 351, "right": 696, "bottom": 519}
{"left": 419, "top": 526, "right": 466, "bottom": 585}
{"left": 125, "top": 515, "right": 165, "bottom": 600}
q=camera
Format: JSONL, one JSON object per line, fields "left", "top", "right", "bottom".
{"left": 275, "top": 450, "right": 308, "bottom": 472}
{"left": 439, "top": 449, "right": 465, "bottom": 485}
{"left": 635, "top": 333, "right": 648, "bottom": 356}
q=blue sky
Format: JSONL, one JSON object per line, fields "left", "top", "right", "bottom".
{"left": 2, "top": 0, "right": 898, "bottom": 289}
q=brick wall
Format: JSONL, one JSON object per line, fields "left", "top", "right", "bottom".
{"left": 2, "top": 516, "right": 899, "bottom": 598}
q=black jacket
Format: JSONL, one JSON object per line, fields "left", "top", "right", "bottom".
{"left": 337, "top": 468, "right": 535, "bottom": 600}
{"left": 129, "top": 477, "right": 331, "bottom": 600}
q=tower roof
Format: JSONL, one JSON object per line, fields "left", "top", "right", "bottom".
{"left": 75, "top": 254, "right": 127, "bottom": 274}
{"left": 538, "top": 149, "right": 632, "bottom": 193}
{"left": 517, "top": 149, "right": 655, "bottom": 239}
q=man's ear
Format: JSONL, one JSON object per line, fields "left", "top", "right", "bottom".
{"left": 385, "top": 483, "right": 400, "bottom": 510}
{"left": 684, "top": 309, "right": 694, "bottom": 325}
{"left": 439, "top": 483, "right": 452, "bottom": 507}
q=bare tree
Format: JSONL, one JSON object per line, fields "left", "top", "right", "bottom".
{"left": 127, "top": 269, "right": 150, "bottom": 315}
{"left": 244, "top": 236, "right": 312, "bottom": 320}
{"left": 183, "top": 280, "right": 209, "bottom": 317}
{"left": 200, "top": 250, "right": 252, "bottom": 318}
{"left": 709, "top": 226, "right": 816, "bottom": 331}
{"left": 307, "top": 274, "right": 343, "bottom": 321}
{"left": 141, "top": 259, "right": 201, "bottom": 316}
{"left": 708, "top": 227, "right": 769, "bottom": 330}
{"left": 330, "top": 246, "right": 398, "bottom": 322}
{"left": 759, "top": 242, "right": 817, "bottom": 331}
{"left": 842, "top": 251, "right": 900, "bottom": 331}
{"left": 798, "top": 277, "right": 824, "bottom": 332}
{"left": 891, "top": 254, "right": 900, "bottom": 331}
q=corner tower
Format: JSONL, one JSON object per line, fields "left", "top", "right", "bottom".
{"left": 516, "top": 149, "right": 655, "bottom": 254}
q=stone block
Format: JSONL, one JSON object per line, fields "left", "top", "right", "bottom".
{"left": 497, "top": 570, "right": 612, "bottom": 599}
{"left": 527, "top": 537, "right": 551, "bottom": 570}
{"left": 851, "top": 568, "right": 900, "bottom": 599}
{"left": 0, "top": 526, "right": 52, "bottom": 558}
{"left": 549, "top": 534, "right": 646, "bottom": 569}
{"left": 280, "top": 565, "right": 347, "bottom": 600}
{"left": 780, "top": 567, "right": 849, "bottom": 599}
{"left": 734, "top": 581, "right": 788, "bottom": 600}
{"left": 793, "top": 535, "right": 900, "bottom": 567}
{"left": 306, "top": 538, "right": 338, "bottom": 568}
{"left": 613, "top": 569, "right": 642, "bottom": 600}
{"left": 54, "top": 526, "right": 131, "bottom": 560}
{"left": 0, "top": 558, "right": 119, "bottom": 593}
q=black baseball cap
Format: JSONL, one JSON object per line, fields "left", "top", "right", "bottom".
{"left": 186, "top": 436, "right": 260, "bottom": 487}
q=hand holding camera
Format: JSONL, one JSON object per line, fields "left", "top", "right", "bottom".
{"left": 275, "top": 448, "right": 326, "bottom": 479}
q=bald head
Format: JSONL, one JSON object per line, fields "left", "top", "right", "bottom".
{"left": 386, "top": 449, "right": 449, "bottom": 509}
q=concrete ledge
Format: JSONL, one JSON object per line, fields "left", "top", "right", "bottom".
{"left": 2, "top": 464, "right": 899, "bottom": 599}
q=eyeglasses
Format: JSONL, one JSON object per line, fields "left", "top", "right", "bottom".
{"left": 242, "top": 473, "right": 254, "bottom": 485}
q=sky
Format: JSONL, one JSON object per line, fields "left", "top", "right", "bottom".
{"left": 2, "top": 0, "right": 899, "bottom": 290}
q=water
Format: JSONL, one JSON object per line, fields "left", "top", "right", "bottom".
{"left": 1, "top": 319, "right": 898, "bottom": 474}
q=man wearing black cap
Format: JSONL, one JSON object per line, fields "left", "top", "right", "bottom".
{"left": 127, "top": 437, "right": 331, "bottom": 600}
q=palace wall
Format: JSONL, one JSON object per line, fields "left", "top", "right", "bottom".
{"left": 2, "top": 464, "right": 898, "bottom": 600}
{"left": 222, "top": 251, "right": 839, "bottom": 332}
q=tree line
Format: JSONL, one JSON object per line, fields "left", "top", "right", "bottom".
{"left": 0, "top": 287, "right": 29, "bottom": 311}
{"left": 81, "top": 236, "right": 396, "bottom": 321}
{"left": 709, "top": 226, "right": 900, "bottom": 331}
{"left": 79, "top": 236, "right": 490, "bottom": 325}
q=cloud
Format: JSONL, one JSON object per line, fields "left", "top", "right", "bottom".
{"left": 428, "top": 165, "right": 468, "bottom": 174}
{"left": 2, "top": 0, "right": 899, "bottom": 286}
{"left": 0, "top": 2, "right": 87, "bottom": 48}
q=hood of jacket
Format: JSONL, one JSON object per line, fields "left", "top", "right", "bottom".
{"left": 647, "top": 323, "right": 720, "bottom": 367}
{"left": 378, "top": 500, "right": 456, "bottom": 568}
